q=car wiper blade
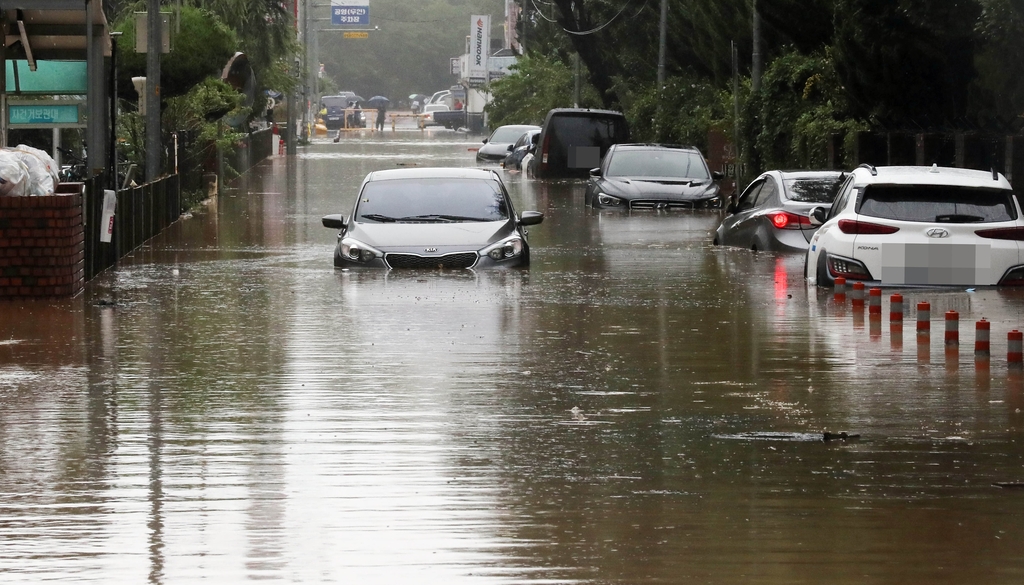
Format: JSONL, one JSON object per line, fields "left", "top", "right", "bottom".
{"left": 935, "top": 214, "right": 985, "bottom": 223}
{"left": 399, "top": 214, "right": 494, "bottom": 222}
{"left": 359, "top": 213, "right": 399, "bottom": 222}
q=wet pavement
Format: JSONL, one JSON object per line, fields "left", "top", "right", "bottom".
{"left": 3, "top": 128, "right": 1024, "bottom": 583}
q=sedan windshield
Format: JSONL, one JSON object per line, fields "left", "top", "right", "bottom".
{"left": 489, "top": 126, "right": 531, "bottom": 143}
{"left": 606, "top": 150, "right": 710, "bottom": 179}
{"left": 356, "top": 178, "right": 510, "bottom": 223}
{"left": 858, "top": 185, "right": 1017, "bottom": 223}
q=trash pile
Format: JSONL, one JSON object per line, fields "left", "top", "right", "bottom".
{"left": 0, "top": 145, "right": 61, "bottom": 196}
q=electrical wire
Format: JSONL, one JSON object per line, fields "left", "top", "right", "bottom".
{"left": 530, "top": 0, "right": 559, "bottom": 23}
{"left": 565, "top": 0, "right": 641, "bottom": 36}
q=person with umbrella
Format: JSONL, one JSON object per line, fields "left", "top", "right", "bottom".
{"left": 367, "top": 96, "right": 389, "bottom": 132}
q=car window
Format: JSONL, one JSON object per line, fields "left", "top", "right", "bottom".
{"left": 512, "top": 132, "right": 531, "bottom": 149}
{"left": 736, "top": 179, "right": 765, "bottom": 212}
{"left": 548, "top": 114, "right": 629, "bottom": 169}
{"left": 783, "top": 175, "right": 843, "bottom": 203}
{"left": 828, "top": 176, "right": 856, "bottom": 219}
{"left": 754, "top": 178, "right": 778, "bottom": 208}
{"left": 356, "top": 178, "right": 509, "bottom": 222}
{"left": 857, "top": 185, "right": 1018, "bottom": 223}
{"left": 605, "top": 149, "right": 711, "bottom": 179}
{"left": 490, "top": 127, "right": 529, "bottom": 143}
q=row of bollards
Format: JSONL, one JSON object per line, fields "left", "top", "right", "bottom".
{"left": 833, "top": 277, "right": 1024, "bottom": 368}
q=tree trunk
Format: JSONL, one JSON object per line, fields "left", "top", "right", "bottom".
{"left": 550, "top": 0, "right": 621, "bottom": 110}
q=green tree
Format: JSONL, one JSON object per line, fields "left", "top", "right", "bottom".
{"left": 831, "top": 0, "right": 981, "bottom": 127}
{"left": 971, "top": 0, "right": 1024, "bottom": 129}
{"left": 114, "top": 5, "right": 239, "bottom": 103}
{"left": 484, "top": 54, "right": 601, "bottom": 126}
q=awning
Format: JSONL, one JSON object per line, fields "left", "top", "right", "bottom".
{"left": 0, "top": 1, "right": 111, "bottom": 68}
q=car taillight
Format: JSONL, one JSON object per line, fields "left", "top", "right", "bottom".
{"left": 837, "top": 219, "right": 900, "bottom": 235}
{"left": 999, "top": 265, "right": 1024, "bottom": 285}
{"left": 767, "top": 211, "right": 811, "bottom": 230}
{"left": 827, "top": 254, "right": 873, "bottom": 280}
{"left": 976, "top": 227, "right": 1024, "bottom": 241}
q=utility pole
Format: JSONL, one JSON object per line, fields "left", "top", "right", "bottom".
{"left": 657, "top": 0, "right": 666, "bottom": 89}
{"left": 751, "top": 0, "right": 762, "bottom": 93}
{"left": 146, "top": 0, "right": 162, "bottom": 181}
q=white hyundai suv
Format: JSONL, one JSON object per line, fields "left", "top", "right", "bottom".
{"left": 805, "top": 164, "right": 1024, "bottom": 287}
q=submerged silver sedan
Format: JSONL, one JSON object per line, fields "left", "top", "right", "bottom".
{"left": 321, "top": 167, "right": 544, "bottom": 269}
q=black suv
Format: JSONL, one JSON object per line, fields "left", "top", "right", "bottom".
{"left": 529, "top": 108, "right": 630, "bottom": 179}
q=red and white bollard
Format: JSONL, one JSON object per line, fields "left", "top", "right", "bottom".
{"left": 852, "top": 281, "right": 865, "bottom": 309}
{"left": 917, "top": 302, "right": 931, "bottom": 336}
{"left": 834, "top": 277, "right": 846, "bottom": 301}
{"left": 868, "top": 287, "right": 882, "bottom": 318}
{"left": 1009, "top": 330, "right": 1023, "bottom": 366}
{"left": 975, "top": 319, "right": 991, "bottom": 357}
{"left": 890, "top": 293, "right": 904, "bottom": 323}
{"left": 945, "top": 311, "right": 959, "bottom": 346}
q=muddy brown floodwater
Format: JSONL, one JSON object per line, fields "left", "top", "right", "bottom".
{"left": 3, "top": 129, "right": 1024, "bottom": 584}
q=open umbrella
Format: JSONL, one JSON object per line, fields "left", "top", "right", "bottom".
{"left": 366, "top": 95, "right": 390, "bottom": 111}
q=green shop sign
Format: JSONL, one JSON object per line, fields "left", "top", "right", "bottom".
{"left": 8, "top": 104, "right": 82, "bottom": 127}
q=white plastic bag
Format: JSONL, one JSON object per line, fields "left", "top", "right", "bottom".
{"left": 0, "top": 150, "right": 29, "bottom": 197}
{"left": 11, "top": 144, "right": 59, "bottom": 196}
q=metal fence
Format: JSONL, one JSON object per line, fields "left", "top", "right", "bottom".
{"left": 82, "top": 127, "right": 274, "bottom": 282}
{"left": 83, "top": 174, "right": 181, "bottom": 281}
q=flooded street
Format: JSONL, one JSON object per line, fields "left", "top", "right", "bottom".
{"left": 4, "top": 130, "right": 1024, "bottom": 583}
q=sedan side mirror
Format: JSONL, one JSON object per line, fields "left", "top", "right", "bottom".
{"left": 712, "top": 170, "right": 725, "bottom": 181}
{"left": 519, "top": 210, "right": 544, "bottom": 226}
{"left": 507, "top": 144, "right": 514, "bottom": 152}
{"left": 322, "top": 214, "right": 347, "bottom": 229}
{"left": 809, "top": 207, "right": 827, "bottom": 226}
{"left": 482, "top": 138, "right": 488, "bottom": 144}
{"left": 589, "top": 167, "right": 602, "bottom": 178}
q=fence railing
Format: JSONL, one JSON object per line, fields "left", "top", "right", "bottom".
{"left": 82, "top": 127, "right": 275, "bottom": 283}
{"left": 83, "top": 174, "right": 182, "bottom": 281}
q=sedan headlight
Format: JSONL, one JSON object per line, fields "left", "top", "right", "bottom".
{"left": 596, "top": 192, "right": 623, "bottom": 206}
{"left": 339, "top": 237, "right": 383, "bottom": 263}
{"left": 481, "top": 236, "right": 525, "bottom": 261}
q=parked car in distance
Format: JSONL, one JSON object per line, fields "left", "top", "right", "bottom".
{"left": 503, "top": 129, "right": 541, "bottom": 171}
{"left": 529, "top": 108, "right": 630, "bottom": 179}
{"left": 584, "top": 144, "right": 724, "bottom": 210}
{"left": 806, "top": 164, "right": 1024, "bottom": 287}
{"left": 422, "top": 103, "right": 449, "bottom": 126}
{"left": 477, "top": 124, "right": 541, "bottom": 163}
{"left": 321, "top": 167, "right": 544, "bottom": 269}
{"left": 714, "top": 170, "right": 844, "bottom": 251}
{"left": 322, "top": 92, "right": 364, "bottom": 129}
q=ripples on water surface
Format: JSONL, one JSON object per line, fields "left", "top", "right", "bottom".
{"left": 2, "top": 131, "right": 1024, "bottom": 583}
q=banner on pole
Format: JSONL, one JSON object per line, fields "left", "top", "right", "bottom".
{"left": 468, "top": 15, "right": 490, "bottom": 81}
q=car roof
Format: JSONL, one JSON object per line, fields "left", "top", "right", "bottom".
{"left": 491, "top": 124, "right": 541, "bottom": 135}
{"left": 851, "top": 164, "right": 1012, "bottom": 189}
{"left": 610, "top": 143, "right": 702, "bottom": 153}
{"left": 364, "top": 167, "right": 502, "bottom": 182}
{"left": 544, "top": 108, "right": 625, "bottom": 119}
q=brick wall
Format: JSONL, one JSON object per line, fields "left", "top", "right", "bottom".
{"left": 0, "top": 193, "right": 85, "bottom": 298}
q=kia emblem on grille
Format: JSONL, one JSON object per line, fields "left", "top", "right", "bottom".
{"left": 926, "top": 228, "right": 950, "bottom": 238}
{"left": 425, "top": 247, "right": 438, "bottom": 252}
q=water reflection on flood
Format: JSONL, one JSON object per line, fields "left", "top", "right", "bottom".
{"left": 2, "top": 131, "right": 1024, "bottom": 583}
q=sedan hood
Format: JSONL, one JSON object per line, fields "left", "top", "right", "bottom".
{"left": 348, "top": 220, "right": 513, "bottom": 251}
{"left": 599, "top": 177, "right": 718, "bottom": 200}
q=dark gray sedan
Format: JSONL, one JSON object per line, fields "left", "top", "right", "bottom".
{"left": 584, "top": 144, "right": 724, "bottom": 209}
{"left": 322, "top": 168, "right": 544, "bottom": 269}
{"left": 713, "top": 170, "right": 844, "bottom": 252}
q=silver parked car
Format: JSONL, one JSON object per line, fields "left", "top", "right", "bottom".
{"left": 321, "top": 167, "right": 544, "bottom": 269}
{"left": 714, "top": 170, "right": 845, "bottom": 252}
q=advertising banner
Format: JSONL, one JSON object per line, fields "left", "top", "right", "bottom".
{"left": 332, "top": 0, "right": 369, "bottom": 25}
{"left": 468, "top": 15, "right": 490, "bottom": 82}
